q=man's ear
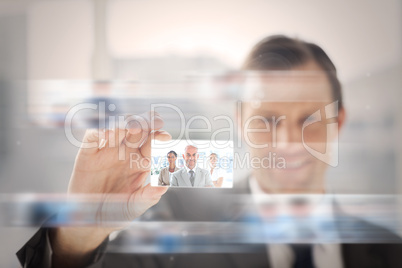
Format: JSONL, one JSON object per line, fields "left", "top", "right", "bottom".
{"left": 182, "top": 154, "right": 185, "bottom": 159}
{"left": 337, "top": 107, "right": 346, "bottom": 132}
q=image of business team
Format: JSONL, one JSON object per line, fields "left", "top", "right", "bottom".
{"left": 157, "top": 146, "right": 228, "bottom": 187}
{"left": 157, "top": 151, "right": 180, "bottom": 186}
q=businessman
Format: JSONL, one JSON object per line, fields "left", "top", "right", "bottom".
{"left": 170, "top": 145, "right": 213, "bottom": 187}
{"left": 17, "top": 35, "right": 402, "bottom": 268}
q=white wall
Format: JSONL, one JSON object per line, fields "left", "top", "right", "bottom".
{"left": 27, "top": 0, "right": 93, "bottom": 79}
{"left": 27, "top": 0, "right": 402, "bottom": 83}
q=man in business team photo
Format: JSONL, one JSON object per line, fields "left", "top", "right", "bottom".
{"left": 170, "top": 145, "right": 213, "bottom": 188}
{"left": 17, "top": 35, "right": 402, "bottom": 267}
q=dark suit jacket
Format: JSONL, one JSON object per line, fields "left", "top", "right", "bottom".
{"left": 17, "top": 178, "right": 402, "bottom": 268}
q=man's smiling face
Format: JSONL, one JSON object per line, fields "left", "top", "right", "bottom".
{"left": 183, "top": 146, "right": 199, "bottom": 170}
{"left": 242, "top": 62, "right": 345, "bottom": 193}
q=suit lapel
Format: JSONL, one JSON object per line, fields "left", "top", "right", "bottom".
{"left": 180, "top": 168, "right": 192, "bottom": 187}
{"left": 341, "top": 244, "right": 383, "bottom": 268}
{"left": 194, "top": 167, "right": 202, "bottom": 187}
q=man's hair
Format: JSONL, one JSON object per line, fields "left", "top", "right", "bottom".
{"left": 242, "top": 35, "right": 343, "bottom": 109}
{"left": 167, "top": 150, "right": 177, "bottom": 157}
{"left": 184, "top": 145, "right": 198, "bottom": 153}
{"left": 209, "top": 153, "right": 218, "bottom": 158}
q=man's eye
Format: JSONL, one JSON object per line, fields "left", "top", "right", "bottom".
{"left": 250, "top": 119, "right": 270, "bottom": 128}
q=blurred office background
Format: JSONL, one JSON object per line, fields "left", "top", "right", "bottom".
{"left": 0, "top": 0, "right": 401, "bottom": 266}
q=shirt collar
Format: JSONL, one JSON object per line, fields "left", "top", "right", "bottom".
{"left": 248, "top": 176, "right": 338, "bottom": 241}
{"left": 184, "top": 165, "right": 197, "bottom": 173}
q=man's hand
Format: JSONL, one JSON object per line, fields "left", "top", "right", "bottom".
{"left": 51, "top": 112, "right": 171, "bottom": 268}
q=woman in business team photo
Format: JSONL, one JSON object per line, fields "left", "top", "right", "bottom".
{"left": 208, "top": 153, "right": 224, "bottom": 187}
{"left": 158, "top": 150, "right": 180, "bottom": 186}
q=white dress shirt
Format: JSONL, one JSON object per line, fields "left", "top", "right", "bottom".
{"left": 249, "top": 177, "right": 344, "bottom": 268}
{"left": 209, "top": 168, "right": 225, "bottom": 182}
{"left": 184, "top": 165, "right": 197, "bottom": 179}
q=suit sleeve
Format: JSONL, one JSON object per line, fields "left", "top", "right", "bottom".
{"left": 158, "top": 169, "right": 164, "bottom": 186}
{"left": 16, "top": 227, "right": 109, "bottom": 268}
